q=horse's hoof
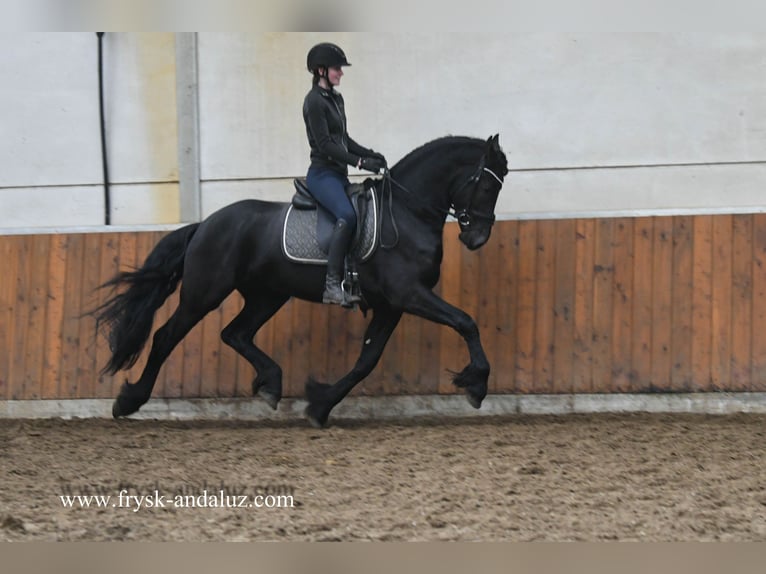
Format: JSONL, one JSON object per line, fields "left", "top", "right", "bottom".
{"left": 112, "top": 396, "right": 141, "bottom": 418}
{"left": 258, "top": 389, "right": 280, "bottom": 411}
{"left": 112, "top": 383, "right": 146, "bottom": 418}
{"left": 466, "top": 392, "right": 484, "bottom": 409}
{"left": 304, "top": 404, "right": 329, "bottom": 429}
{"left": 252, "top": 372, "right": 282, "bottom": 409}
{"left": 306, "top": 415, "right": 325, "bottom": 430}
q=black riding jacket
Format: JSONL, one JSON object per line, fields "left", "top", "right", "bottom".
{"left": 303, "top": 84, "right": 374, "bottom": 176}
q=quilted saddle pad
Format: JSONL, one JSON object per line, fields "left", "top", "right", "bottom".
{"left": 281, "top": 188, "right": 378, "bottom": 265}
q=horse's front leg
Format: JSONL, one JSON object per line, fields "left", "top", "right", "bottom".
{"left": 404, "top": 289, "right": 489, "bottom": 408}
{"left": 305, "top": 305, "right": 402, "bottom": 428}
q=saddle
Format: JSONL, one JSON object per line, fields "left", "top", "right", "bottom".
{"left": 281, "top": 178, "right": 378, "bottom": 265}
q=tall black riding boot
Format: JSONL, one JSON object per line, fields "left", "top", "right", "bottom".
{"left": 323, "top": 219, "right": 354, "bottom": 306}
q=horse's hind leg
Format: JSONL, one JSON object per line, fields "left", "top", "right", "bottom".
{"left": 221, "top": 292, "right": 290, "bottom": 410}
{"left": 113, "top": 271, "right": 233, "bottom": 418}
{"left": 305, "top": 305, "right": 402, "bottom": 428}
{"left": 113, "top": 301, "right": 212, "bottom": 418}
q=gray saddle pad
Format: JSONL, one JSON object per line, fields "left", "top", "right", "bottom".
{"left": 281, "top": 188, "right": 378, "bottom": 265}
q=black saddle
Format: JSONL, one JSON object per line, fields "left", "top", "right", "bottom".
{"left": 291, "top": 179, "right": 319, "bottom": 210}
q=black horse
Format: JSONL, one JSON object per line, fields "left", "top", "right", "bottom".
{"left": 96, "top": 134, "right": 508, "bottom": 427}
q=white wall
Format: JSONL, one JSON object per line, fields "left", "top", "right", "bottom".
{"left": 2, "top": 33, "right": 765, "bottom": 230}
{"left": 197, "top": 33, "right": 766, "bottom": 219}
{"left": 0, "top": 32, "right": 178, "bottom": 228}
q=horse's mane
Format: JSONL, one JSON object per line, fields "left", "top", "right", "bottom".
{"left": 391, "top": 136, "right": 486, "bottom": 174}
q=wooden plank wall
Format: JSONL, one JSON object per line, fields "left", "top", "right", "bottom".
{"left": 1, "top": 214, "right": 766, "bottom": 401}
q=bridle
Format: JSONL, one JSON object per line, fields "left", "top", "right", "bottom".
{"left": 449, "top": 157, "right": 504, "bottom": 233}
{"left": 380, "top": 156, "right": 505, "bottom": 249}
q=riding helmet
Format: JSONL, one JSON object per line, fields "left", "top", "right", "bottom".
{"left": 306, "top": 43, "right": 351, "bottom": 72}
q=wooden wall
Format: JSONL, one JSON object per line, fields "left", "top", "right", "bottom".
{"left": 2, "top": 215, "right": 766, "bottom": 401}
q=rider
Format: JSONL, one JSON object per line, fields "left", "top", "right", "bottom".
{"left": 303, "top": 42, "right": 387, "bottom": 306}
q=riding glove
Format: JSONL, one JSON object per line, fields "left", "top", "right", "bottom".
{"left": 369, "top": 150, "right": 387, "bottom": 167}
{"left": 360, "top": 157, "right": 386, "bottom": 174}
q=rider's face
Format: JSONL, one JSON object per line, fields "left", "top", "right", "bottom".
{"left": 326, "top": 66, "right": 343, "bottom": 86}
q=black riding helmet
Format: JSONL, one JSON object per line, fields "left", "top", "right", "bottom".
{"left": 306, "top": 43, "right": 351, "bottom": 73}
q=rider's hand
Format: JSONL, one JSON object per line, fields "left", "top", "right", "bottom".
{"left": 360, "top": 157, "right": 386, "bottom": 174}
{"left": 369, "top": 150, "right": 387, "bottom": 167}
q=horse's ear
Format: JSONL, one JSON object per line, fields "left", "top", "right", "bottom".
{"left": 486, "top": 134, "right": 500, "bottom": 153}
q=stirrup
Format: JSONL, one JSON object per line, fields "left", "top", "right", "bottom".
{"left": 341, "top": 278, "right": 362, "bottom": 307}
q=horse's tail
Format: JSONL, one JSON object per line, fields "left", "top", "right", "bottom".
{"left": 95, "top": 223, "right": 201, "bottom": 375}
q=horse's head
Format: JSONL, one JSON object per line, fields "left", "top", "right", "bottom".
{"left": 452, "top": 134, "right": 509, "bottom": 250}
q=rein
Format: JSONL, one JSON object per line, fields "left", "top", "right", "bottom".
{"left": 379, "top": 162, "right": 504, "bottom": 249}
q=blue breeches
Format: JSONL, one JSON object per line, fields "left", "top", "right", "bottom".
{"left": 306, "top": 167, "right": 357, "bottom": 233}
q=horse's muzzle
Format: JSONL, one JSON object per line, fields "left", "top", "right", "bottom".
{"left": 459, "top": 227, "right": 492, "bottom": 251}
